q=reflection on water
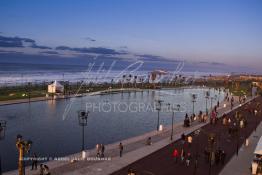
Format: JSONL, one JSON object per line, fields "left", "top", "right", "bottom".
{"left": 0, "top": 87, "right": 224, "bottom": 172}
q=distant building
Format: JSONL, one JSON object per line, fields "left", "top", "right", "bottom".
{"left": 48, "top": 81, "right": 64, "bottom": 93}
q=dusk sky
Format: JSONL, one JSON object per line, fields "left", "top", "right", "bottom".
{"left": 0, "top": 0, "right": 262, "bottom": 70}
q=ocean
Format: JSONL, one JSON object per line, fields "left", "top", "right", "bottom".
{"left": 0, "top": 62, "right": 227, "bottom": 86}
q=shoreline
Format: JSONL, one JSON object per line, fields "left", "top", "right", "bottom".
{"left": 0, "top": 85, "right": 215, "bottom": 106}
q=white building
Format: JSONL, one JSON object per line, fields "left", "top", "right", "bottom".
{"left": 48, "top": 81, "right": 64, "bottom": 93}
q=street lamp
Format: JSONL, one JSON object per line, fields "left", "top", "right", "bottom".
{"left": 210, "top": 95, "right": 217, "bottom": 110}
{"left": 26, "top": 82, "right": 31, "bottom": 102}
{"left": 208, "top": 133, "right": 216, "bottom": 175}
{"left": 167, "top": 104, "right": 181, "bottom": 140}
{"left": 0, "top": 120, "right": 7, "bottom": 175}
{"left": 233, "top": 115, "right": 240, "bottom": 156}
{"left": 78, "top": 110, "right": 89, "bottom": 152}
{"left": 155, "top": 99, "right": 163, "bottom": 131}
{"left": 205, "top": 91, "right": 210, "bottom": 115}
{"left": 16, "top": 134, "right": 32, "bottom": 175}
{"left": 191, "top": 94, "right": 197, "bottom": 115}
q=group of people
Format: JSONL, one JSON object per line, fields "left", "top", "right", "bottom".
{"left": 183, "top": 114, "right": 191, "bottom": 127}
{"left": 172, "top": 147, "right": 192, "bottom": 167}
{"left": 95, "top": 142, "right": 125, "bottom": 159}
{"left": 96, "top": 143, "right": 105, "bottom": 158}
{"left": 29, "top": 153, "right": 51, "bottom": 175}
{"left": 197, "top": 111, "right": 209, "bottom": 123}
{"left": 39, "top": 164, "right": 51, "bottom": 175}
{"left": 204, "top": 147, "right": 226, "bottom": 165}
{"left": 171, "top": 133, "right": 194, "bottom": 166}
{"left": 127, "top": 168, "right": 137, "bottom": 175}
{"left": 183, "top": 110, "right": 213, "bottom": 127}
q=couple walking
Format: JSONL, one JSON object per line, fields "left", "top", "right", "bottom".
{"left": 96, "top": 143, "right": 105, "bottom": 157}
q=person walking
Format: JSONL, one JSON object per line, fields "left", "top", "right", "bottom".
{"left": 39, "top": 164, "right": 44, "bottom": 175}
{"left": 119, "top": 142, "right": 124, "bottom": 157}
{"left": 101, "top": 144, "right": 105, "bottom": 157}
{"left": 188, "top": 135, "right": 193, "bottom": 148}
{"left": 221, "top": 151, "right": 226, "bottom": 164}
{"left": 173, "top": 148, "right": 179, "bottom": 163}
{"left": 44, "top": 165, "right": 51, "bottom": 175}
{"left": 146, "top": 137, "right": 152, "bottom": 145}
{"left": 186, "top": 153, "right": 191, "bottom": 166}
{"left": 181, "top": 133, "right": 186, "bottom": 145}
{"left": 181, "top": 148, "right": 185, "bottom": 162}
{"left": 31, "top": 153, "right": 38, "bottom": 170}
{"left": 96, "top": 144, "right": 101, "bottom": 157}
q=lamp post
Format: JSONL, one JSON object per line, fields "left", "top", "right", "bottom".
{"left": 0, "top": 120, "right": 7, "bottom": 175}
{"left": 210, "top": 95, "right": 217, "bottom": 110}
{"left": 193, "top": 129, "right": 201, "bottom": 175}
{"left": 26, "top": 82, "right": 31, "bottom": 102}
{"left": 16, "top": 134, "right": 32, "bottom": 175}
{"left": 191, "top": 94, "right": 197, "bottom": 115}
{"left": 78, "top": 110, "right": 88, "bottom": 152}
{"left": 208, "top": 133, "right": 216, "bottom": 175}
{"left": 205, "top": 91, "right": 210, "bottom": 115}
{"left": 234, "top": 115, "right": 240, "bottom": 156}
{"left": 155, "top": 100, "right": 163, "bottom": 131}
{"left": 167, "top": 104, "right": 181, "bottom": 140}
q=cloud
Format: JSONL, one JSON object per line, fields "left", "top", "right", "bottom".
{"left": 55, "top": 46, "right": 72, "bottom": 50}
{"left": 56, "top": 46, "right": 127, "bottom": 55}
{"left": 39, "top": 51, "right": 59, "bottom": 54}
{"left": 0, "top": 35, "right": 34, "bottom": 47}
{"left": 0, "top": 35, "right": 52, "bottom": 50}
{"left": 136, "top": 54, "right": 172, "bottom": 62}
{"left": 0, "top": 50, "right": 24, "bottom": 54}
{"left": 31, "top": 44, "right": 52, "bottom": 49}
{"left": 84, "top": 37, "right": 96, "bottom": 42}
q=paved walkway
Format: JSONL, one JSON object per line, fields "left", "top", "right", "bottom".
{"left": 112, "top": 96, "right": 260, "bottom": 175}
{"left": 220, "top": 117, "right": 262, "bottom": 175}
{"left": 4, "top": 95, "right": 249, "bottom": 175}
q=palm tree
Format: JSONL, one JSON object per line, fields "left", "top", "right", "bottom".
{"left": 134, "top": 75, "right": 137, "bottom": 88}
{"left": 122, "top": 75, "right": 126, "bottom": 89}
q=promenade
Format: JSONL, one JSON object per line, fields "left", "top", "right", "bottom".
{"left": 3, "top": 94, "right": 252, "bottom": 175}
{"left": 219, "top": 117, "right": 262, "bottom": 175}
{"left": 112, "top": 96, "right": 262, "bottom": 175}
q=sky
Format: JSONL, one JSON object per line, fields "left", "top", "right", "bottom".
{"left": 0, "top": 0, "right": 262, "bottom": 71}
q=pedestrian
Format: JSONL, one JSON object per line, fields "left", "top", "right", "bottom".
{"left": 96, "top": 144, "right": 101, "bottom": 157}
{"left": 221, "top": 151, "right": 226, "bottom": 164}
{"left": 181, "top": 148, "right": 185, "bottom": 162}
{"left": 211, "top": 151, "right": 215, "bottom": 165}
{"left": 39, "top": 164, "right": 44, "bottom": 175}
{"left": 119, "top": 142, "right": 124, "bottom": 157}
{"left": 146, "top": 137, "right": 152, "bottom": 145}
{"left": 128, "top": 168, "right": 136, "bottom": 175}
{"left": 101, "top": 144, "right": 105, "bottom": 157}
{"left": 186, "top": 153, "right": 191, "bottom": 166}
{"left": 44, "top": 165, "right": 51, "bottom": 175}
{"left": 222, "top": 117, "right": 227, "bottom": 125}
{"left": 215, "top": 151, "right": 220, "bottom": 165}
{"left": 173, "top": 148, "right": 179, "bottom": 163}
{"left": 181, "top": 133, "right": 186, "bottom": 145}
{"left": 187, "top": 135, "right": 193, "bottom": 147}
{"left": 31, "top": 153, "right": 38, "bottom": 170}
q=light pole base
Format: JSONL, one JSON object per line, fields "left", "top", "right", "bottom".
{"left": 82, "top": 151, "right": 87, "bottom": 159}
